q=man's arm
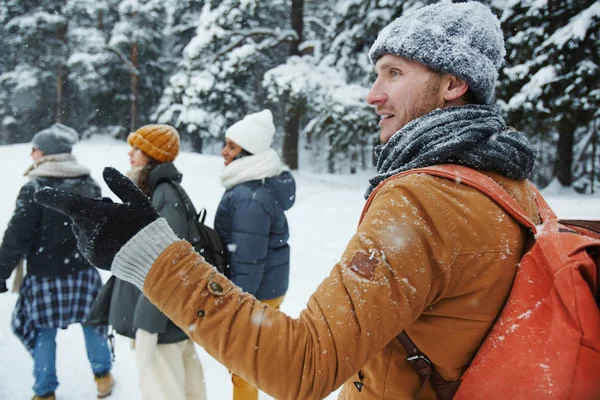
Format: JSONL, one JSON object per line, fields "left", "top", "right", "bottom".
{"left": 122, "top": 179, "right": 452, "bottom": 399}
{"left": 0, "top": 182, "right": 42, "bottom": 280}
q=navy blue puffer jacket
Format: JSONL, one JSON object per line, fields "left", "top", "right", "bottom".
{"left": 214, "top": 171, "right": 295, "bottom": 300}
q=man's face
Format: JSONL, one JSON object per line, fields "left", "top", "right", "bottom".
{"left": 367, "top": 55, "right": 445, "bottom": 143}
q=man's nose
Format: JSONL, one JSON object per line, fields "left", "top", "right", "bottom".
{"left": 366, "top": 82, "right": 386, "bottom": 105}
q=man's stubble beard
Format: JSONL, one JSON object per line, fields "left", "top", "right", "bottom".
{"left": 406, "top": 72, "right": 444, "bottom": 127}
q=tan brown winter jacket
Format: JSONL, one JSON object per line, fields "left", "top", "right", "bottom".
{"left": 141, "top": 171, "right": 539, "bottom": 399}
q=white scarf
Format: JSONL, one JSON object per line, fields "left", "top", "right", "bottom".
{"left": 126, "top": 165, "right": 145, "bottom": 187}
{"left": 24, "top": 153, "right": 90, "bottom": 178}
{"left": 220, "top": 148, "right": 288, "bottom": 189}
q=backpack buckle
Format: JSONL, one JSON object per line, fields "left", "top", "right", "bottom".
{"left": 407, "top": 354, "right": 431, "bottom": 365}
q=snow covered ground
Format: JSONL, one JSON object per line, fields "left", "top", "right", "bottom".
{"left": 0, "top": 137, "right": 598, "bottom": 400}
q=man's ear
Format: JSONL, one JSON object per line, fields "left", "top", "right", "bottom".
{"left": 442, "top": 74, "right": 469, "bottom": 103}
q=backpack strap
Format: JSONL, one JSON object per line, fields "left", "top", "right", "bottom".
{"left": 158, "top": 178, "right": 200, "bottom": 222}
{"left": 559, "top": 219, "right": 600, "bottom": 237}
{"left": 397, "top": 332, "right": 461, "bottom": 400}
{"left": 360, "top": 164, "right": 552, "bottom": 234}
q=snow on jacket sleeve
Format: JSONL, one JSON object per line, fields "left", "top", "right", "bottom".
{"left": 141, "top": 177, "right": 456, "bottom": 399}
{"left": 0, "top": 182, "right": 42, "bottom": 279}
{"left": 227, "top": 199, "right": 271, "bottom": 296}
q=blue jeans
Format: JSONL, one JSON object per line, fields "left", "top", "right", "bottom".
{"left": 33, "top": 325, "right": 112, "bottom": 396}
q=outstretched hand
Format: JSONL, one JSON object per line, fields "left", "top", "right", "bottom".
{"left": 34, "top": 167, "right": 160, "bottom": 270}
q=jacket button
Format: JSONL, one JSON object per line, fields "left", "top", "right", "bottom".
{"left": 209, "top": 282, "right": 223, "bottom": 294}
{"left": 197, "top": 310, "right": 205, "bottom": 317}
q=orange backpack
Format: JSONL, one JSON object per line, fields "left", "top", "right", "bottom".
{"left": 362, "top": 164, "right": 600, "bottom": 399}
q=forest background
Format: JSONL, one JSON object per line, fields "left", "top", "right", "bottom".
{"left": 0, "top": 0, "right": 598, "bottom": 192}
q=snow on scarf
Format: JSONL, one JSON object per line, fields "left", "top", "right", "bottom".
{"left": 365, "top": 105, "right": 536, "bottom": 198}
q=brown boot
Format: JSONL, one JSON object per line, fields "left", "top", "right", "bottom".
{"left": 94, "top": 372, "right": 114, "bottom": 398}
{"left": 32, "top": 393, "right": 56, "bottom": 400}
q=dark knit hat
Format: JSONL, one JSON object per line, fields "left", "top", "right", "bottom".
{"left": 32, "top": 123, "right": 79, "bottom": 155}
{"left": 369, "top": 2, "right": 505, "bottom": 104}
{"left": 127, "top": 124, "right": 180, "bottom": 162}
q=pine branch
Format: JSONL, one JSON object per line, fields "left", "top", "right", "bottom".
{"left": 215, "top": 28, "right": 298, "bottom": 60}
{"left": 106, "top": 46, "right": 140, "bottom": 76}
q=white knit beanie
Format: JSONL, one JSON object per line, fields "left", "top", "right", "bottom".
{"left": 369, "top": 2, "right": 505, "bottom": 105}
{"left": 225, "top": 109, "right": 275, "bottom": 154}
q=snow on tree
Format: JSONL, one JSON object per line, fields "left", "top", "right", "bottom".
{"left": 263, "top": 0, "right": 430, "bottom": 173}
{"left": 62, "top": 0, "right": 124, "bottom": 137}
{"left": 0, "top": 0, "right": 596, "bottom": 189}
{"left": 0, "top": 1, "right": 68, "bottom": 141}
{"left": 494, "top": 0, "right": 600, "bottom": 191}
{"left": 154, "top": 0, "right": 296, "bottom": 153}
{"left": 108, "top": 0, "right": 168, "bottom": 133}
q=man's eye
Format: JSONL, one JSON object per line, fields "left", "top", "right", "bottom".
{"left": 391, "top": 70, "right": 400, "bottom": 77}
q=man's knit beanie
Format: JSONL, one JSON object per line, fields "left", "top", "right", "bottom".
{"left": 127, "top": 124, "right": 180, "bottom": 162}
{"left": 32, "top": 123, "right": 79, "bottom": 155}
{"left": 369, "top": 1, "right": 505, "bottom": 105}
{"left": 225, "top": 109, "right": 275, "bottom": 155}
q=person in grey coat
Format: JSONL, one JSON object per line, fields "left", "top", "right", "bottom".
{"left": 108, "top": 124, "right": 206, "bottom": 400}
{"left": 214, "top": 109, "right": 296, "bottom": 400}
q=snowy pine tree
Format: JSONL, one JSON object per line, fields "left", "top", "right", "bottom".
{"left": 109, "top": 0, "right": 168, "bottom": 133}
{"left": 265, "top": 0, "right": 430, "bottom": 173}
{"left": 154, "top": 0, "right": 296, "bottom": 153}
{"left": 0, "top": 0, "right": 69, "bottom": 141}
{"left": 495, "top": 0, "right": 600, "bottom": 190}
{"left": 62, "top": 0, "right": 124, "bottom": 136}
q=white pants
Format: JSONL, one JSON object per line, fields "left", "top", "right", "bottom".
{"left": 135, "top": 329, "right": 207, "bottom": 400}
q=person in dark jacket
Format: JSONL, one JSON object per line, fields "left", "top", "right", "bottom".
{"left": 0, "top": 124, "right": 113, "bottom": 400}
{"left": 108, "top": 124, "right": 206, "bottom": 400}
{"left": 214, "top": 109, "right": 296, "bottom": 400}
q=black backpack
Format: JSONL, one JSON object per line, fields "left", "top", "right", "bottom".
{"left": 162, "top": 179, "right": 228, "bottom": 274}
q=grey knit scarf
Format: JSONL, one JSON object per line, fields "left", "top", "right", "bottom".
{"left": 365, "top": 104, "right": 536, "bottom": 198}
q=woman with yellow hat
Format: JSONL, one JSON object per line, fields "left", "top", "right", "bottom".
{"left": 108, "top": 125, "right": 207, "bottom": 400}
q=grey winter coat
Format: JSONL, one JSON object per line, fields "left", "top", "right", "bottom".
{"left": 108, "top": 163, "right": 190, "bottom": 343}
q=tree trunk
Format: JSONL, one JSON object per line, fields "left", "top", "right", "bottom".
{"left": 56, "top": 64, "right": 64, "bottom": 123}
{"left": 591, "top": 119, "right": 597, "bottom": 194}
{"left": 130, "top": 41, "right": 139, "bottom": 132}
{"left": 555, "top": 121, "right": 574, "bottom": 187}
{"left": 55, "top": 23, "right": 68, "bottom": 123}
{"left": 191, "top": 131, "right": 203, "bottom": 153}
{"left": 282, "top": 0, "right": 303, "bottom": 170}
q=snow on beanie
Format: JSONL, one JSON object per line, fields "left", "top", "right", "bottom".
{"left": 369, "top": 1, "right": 505, "bottom": 105}
{"left": 32, "top": 123, "right": 79, "bottom": 155}
{"left": 225, "top": 109, "right": 275, "bottom": 155}
{"left": 127, "top": 124, "right": 180, "bottom": 162}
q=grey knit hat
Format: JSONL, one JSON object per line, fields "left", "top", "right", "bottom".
{"left": 32, "top": 123, "right": 79, "bottom": 155}
{"left": 369, "top": 1, "right": 505, "bottom": 105}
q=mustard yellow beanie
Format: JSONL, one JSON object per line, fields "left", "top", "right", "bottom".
{"left": 127, "top": 124, "right": 180, "bottom": 162}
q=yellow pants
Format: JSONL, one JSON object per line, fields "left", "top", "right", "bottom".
{"left": 232, "top": 295, "right": 285, "bottom": 400}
